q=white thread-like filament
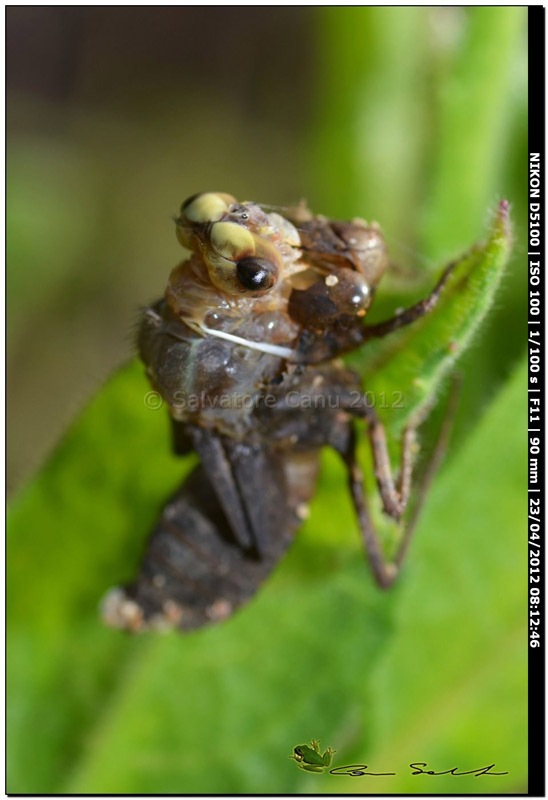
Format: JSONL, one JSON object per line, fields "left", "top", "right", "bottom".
{"left": 188, "top": 321, "right": 295, "bottom": 359}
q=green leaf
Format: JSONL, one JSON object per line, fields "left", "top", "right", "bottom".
{"left": 419, "top": 7, "right": 526, "bottom": 263}
{"left": 306, "top": 5, "right": 527, "bottom": 468}
{"left": 8, "top": 351, "right": 527, "bottom": 793}
{"left": 355, "top": 200, "right": 511, "bottom": 436}
{"left": 7, "top": 360, "right": 191, "bottom": 791}
{"left": 307, "top": 360, "right": 528, "bottom": 794}
{"left": 308, "top": 7, "right": 432, "bottom": 244}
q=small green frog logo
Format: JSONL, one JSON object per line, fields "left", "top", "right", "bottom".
{"left": 290, "top": 739, "right": 336, "bottom": 773}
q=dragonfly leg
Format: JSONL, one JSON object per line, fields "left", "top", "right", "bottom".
{"left": 293, "top": 257, "right": 460, "bottom": 363}
{"left": 340, "top": 379, "right": 459, "bottom": 589}
{"left": 365, "top": 407, "right": 416, "bottom": 521}
{"left": 361, "top": 258, "right": 458, "bottom": 341}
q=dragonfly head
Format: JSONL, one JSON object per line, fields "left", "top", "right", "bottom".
{"left": 174, "top": 192, "right": 301, "bottom": 297}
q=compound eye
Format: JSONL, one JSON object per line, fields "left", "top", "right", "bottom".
{"left": 210, "top": 221, "right": 255, "bottom": 260}
{"left": 181, "top": 192, "right": 236, "bottom": 224}
{"left": 236, "top": 257, "right": 278, "bottom": 292}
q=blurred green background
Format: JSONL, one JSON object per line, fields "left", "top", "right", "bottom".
{"left": 8, "top": 7, "right": 528, "bottom": 794}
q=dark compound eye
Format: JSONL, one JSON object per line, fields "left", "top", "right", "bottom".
{"left": 236, "top": 257, "right": 278, "bottom": 292}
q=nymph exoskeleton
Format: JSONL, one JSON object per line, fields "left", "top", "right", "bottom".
{"left": 102, "top": 192, "right": 458, "bottom": 632}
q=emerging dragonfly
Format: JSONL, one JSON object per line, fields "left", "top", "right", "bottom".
{"left": 103, "top": 192, "right": 457, "bottom": 632}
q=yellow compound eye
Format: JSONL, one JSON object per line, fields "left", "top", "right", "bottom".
{"left": 203, "top": 221, "right": 255, "bottom": 293}
{"left": 181, "top": 192, "right": 236, "bottom": 224}
{"left": 204, "top": 226, "right": 281, "bottom": 296}
{"left": 210, "top": 221, "right": 255, "bottom": 261}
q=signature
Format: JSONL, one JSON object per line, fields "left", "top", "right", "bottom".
{"left": 329, "top": 762, "right": 508, "bottom": 777}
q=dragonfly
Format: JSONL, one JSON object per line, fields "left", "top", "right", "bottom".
{"left": 102, "top": 192, "right": 458, "bottom": 632}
